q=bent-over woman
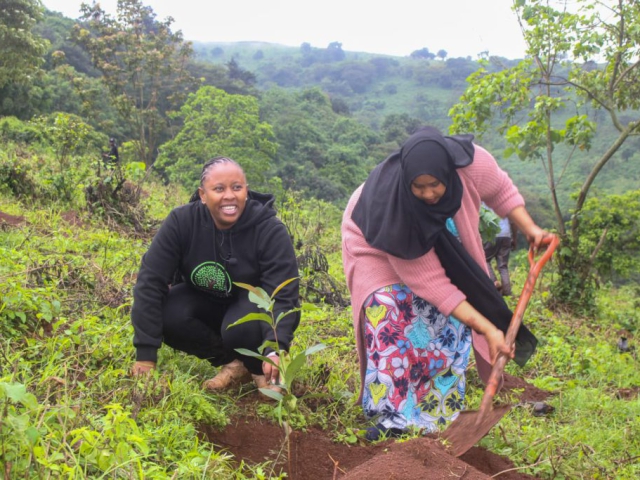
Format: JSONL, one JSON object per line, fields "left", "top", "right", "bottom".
{"left": 341, "top": 127, "right": 550, "bottom": 440}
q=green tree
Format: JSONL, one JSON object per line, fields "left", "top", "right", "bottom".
{"left": 0, "top": 0, "right": 48, "bottom": 89}
{"left": 156, "top": 85, "right": 276, "bottom": 189}
{"left": 259, "top": 87, "right": 380, "bottom": 202}
{"left": 73, "top": 0, "right": 195, "bottom": 166}
{"left": 577, "top": 190, "right": 640, "bottom": 284}
{"left": 410, "top": 48, "right": 435, "bottom": 60}
{"left": 449, "top": 0, "right": 640, "bottom": 312}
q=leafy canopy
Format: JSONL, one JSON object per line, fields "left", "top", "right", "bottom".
{"left": 0, "top": 0, "right": 48, "bottom": 89}
{"left": 156, "top": 85, "right": 276, "bottom": 190}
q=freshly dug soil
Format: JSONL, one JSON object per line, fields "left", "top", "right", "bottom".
{"left": 201, "top": 373, "right": 548, "bottom": 479}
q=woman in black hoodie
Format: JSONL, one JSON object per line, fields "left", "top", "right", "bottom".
{"left": 130, "top": 157, "right": 300, "bottom": 394}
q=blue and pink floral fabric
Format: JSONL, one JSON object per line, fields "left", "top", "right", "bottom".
{"left": 362, "top": 283, "right": 472, "bottom": 432}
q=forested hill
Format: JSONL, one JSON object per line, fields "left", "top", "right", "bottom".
{"left": 191, "top": 40, "right": 494, "bottom": 130}
{"left": 2, "top": 5, "right": 640, "bottom": 231}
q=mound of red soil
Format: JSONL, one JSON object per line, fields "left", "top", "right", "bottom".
{"left": 202, "top": 414, "right": 537, "bottom": 479}
{"left": 200, "top": 373, "right": 547, "bottom": 479}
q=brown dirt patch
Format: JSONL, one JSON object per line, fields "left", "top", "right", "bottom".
{"left": 61, "top": 210, "right": 84, "bottom": 227}
{"left": 200, "top": 374, "right": 549, "bottom": 479}
{"left": 0, "top": 211, "right": 25, "bottom": 227}
{"left": 615, "top": 386, "right": 640, "bottom": 400}
{"left": 502, "top": 373, "right": 554, "bottom": 402}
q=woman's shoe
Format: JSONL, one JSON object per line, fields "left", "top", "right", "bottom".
{"left": 252, "top": 374, "right": 283, "bottom": 397}
{"left": 365, "top": 423, "right": 406, "bottom": 442}
{"left": 202, "top": 359, "right": 251, "bottom": 391}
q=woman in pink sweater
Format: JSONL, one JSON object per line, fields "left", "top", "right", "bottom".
{"left": 342, "top": 126, "right": 549, "bottom": 441}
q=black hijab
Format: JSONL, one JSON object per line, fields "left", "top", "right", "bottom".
{"left": 352, "top": 126, "right": 536, "bottom": 366}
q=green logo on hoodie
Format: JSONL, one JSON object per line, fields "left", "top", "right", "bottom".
{"left": 190, "top": 261, "right": 231, "bottom": 297}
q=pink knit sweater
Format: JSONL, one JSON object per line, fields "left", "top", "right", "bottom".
{"left": 341, "top": 145, "right": 525, "bottom": 401}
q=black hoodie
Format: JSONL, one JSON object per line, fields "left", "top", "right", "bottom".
{"left": 132, "top": 191, "right": 300, "bottom": 362}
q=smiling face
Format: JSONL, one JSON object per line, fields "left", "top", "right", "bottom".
{"left": 198, "top": 162, "right": 248, "bottom": 229}
{"left": 410, "top": 174, "right": 447, "bottom": 205}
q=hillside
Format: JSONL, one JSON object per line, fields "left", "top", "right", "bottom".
{"left": 1, "top": 141, "right": 639, "bottom": 478}
{"left": 192, "top": 40, "right": 489, "bottom": 129}
{"left": 2, "top": 0, "right": 640, "bottom": 476}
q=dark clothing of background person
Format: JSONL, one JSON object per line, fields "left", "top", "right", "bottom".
{"left": 131, "top": 192, "right": 300, "bottom": 375}
{"left": 483, "top": 215, "right": 516, "bottom": 296}
{"left": 103, "top": 139, "right": 119, "bottom": 168}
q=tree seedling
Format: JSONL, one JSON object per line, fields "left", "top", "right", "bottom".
{"left": 227, "top": 278, "right": 327, "bottom": 478}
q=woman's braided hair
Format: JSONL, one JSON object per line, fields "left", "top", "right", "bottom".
{"left": 189, "top": 156, "right": 245, "bottom": 202}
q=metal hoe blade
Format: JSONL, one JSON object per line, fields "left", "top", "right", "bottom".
{"left": 441, "top": 405, "right": 511, "bottom": 457}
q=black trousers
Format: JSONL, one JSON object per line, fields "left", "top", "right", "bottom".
{"left": 484, "top": 237, "right": 513, "bottom": 296}
{"left": 162, "top": 283, "right": 265, "bottom": 374}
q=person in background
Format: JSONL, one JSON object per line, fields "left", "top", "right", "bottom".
{"left": 130, "top": 157, "right": 300, "bottom": 396}
{"left": 341, "top": 126, "right": 552, "bottom": 441}
{"left": 483, "top": 206, "right": 517, "bottom": 296}
{"left": 102, "top": 137, "right": 119, "bottom": 168}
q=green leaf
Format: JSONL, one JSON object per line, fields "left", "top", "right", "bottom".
{"left": 0, "top": 382, "right": 29, "bottom": 403}
{"left": 227, "top": 312, "right": 273, "bottom": 329}
{"left": 271, "top": 277, "right": 299, "bottom": 299}
{"left": 249, "top": 288, "right": 273, "bottom": 311}
{"left": 25, "top": 426, "right": 40, "bottom": 446}
{"left": 275, "top": 308, "right": 300, "bottom": 325}
{"left": 258, "top": 388, "right": 284, "bottom": 402}
{"left": 259, "top": 340, "right": 280, "bottom": 354}
{"left": 304, "top": 343, "right": 327, "bottom": 356}
{"left": 234, "top": 348, "right": 268, "bottom": 362}
{"left": 282, "top": 352, "right": 307, "bottom": 388}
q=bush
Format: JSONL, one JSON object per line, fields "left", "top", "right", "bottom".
{"left": 0, "top": 146, "right": 39, "bottom": 198}
{"left": 0, "top": 116, "right": 44, "bottom": 144}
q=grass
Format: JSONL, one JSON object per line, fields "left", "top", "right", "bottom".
{"left": 1, "top": 155, "right": 639, "bottom": 478}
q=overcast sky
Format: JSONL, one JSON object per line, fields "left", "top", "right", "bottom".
{"left": 43, "top": 0, "right": 528, "bottom": 59}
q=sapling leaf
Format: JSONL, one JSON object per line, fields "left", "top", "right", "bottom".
{"left": 259, "top": 340, "right": 280, "bottom": 353}
{"left": 259, "top": 388, "right": 284, "bottom": 402}
{"left": 283, "top": 352, "right": 307, "bottom": 389}
{"left": 227, "top": 312, "right": 273, "bottom": 328}
{"left": 234, "top": 281, "right": 264, "bottom": 297}
{"left": 300, "top": 302, "right": 318, "bottom": 311}
{"left": 305, "top": 343, "right": 327, "bottom": 356}
{"left": 234, "top": 348, "right": 269, "bottom": 363}
{"left": 271, "top": 277, "right": 299, "bottom": 299}
{"left": 275, "top": 308, "right": 299, "bottom": 325}
{"left": 235, "top": 282, "right": 273, "bottom": 311}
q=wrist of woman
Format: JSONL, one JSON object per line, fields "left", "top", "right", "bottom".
{"left": 473, "top": 321, "right": 499, "bottom": 337}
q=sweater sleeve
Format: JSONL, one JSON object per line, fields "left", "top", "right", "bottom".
{"left": 467, "top": 145, "right": 525, "bottom": 217}
{"left": 256, "top": 221, "right": 300, "bottom": 353}
{"left": 132, "top": 210, "right": 183, "bottom": 362}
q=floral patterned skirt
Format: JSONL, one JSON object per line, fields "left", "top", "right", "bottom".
{"left": 362, "top": 284, "right": 472, "bottom": 433}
